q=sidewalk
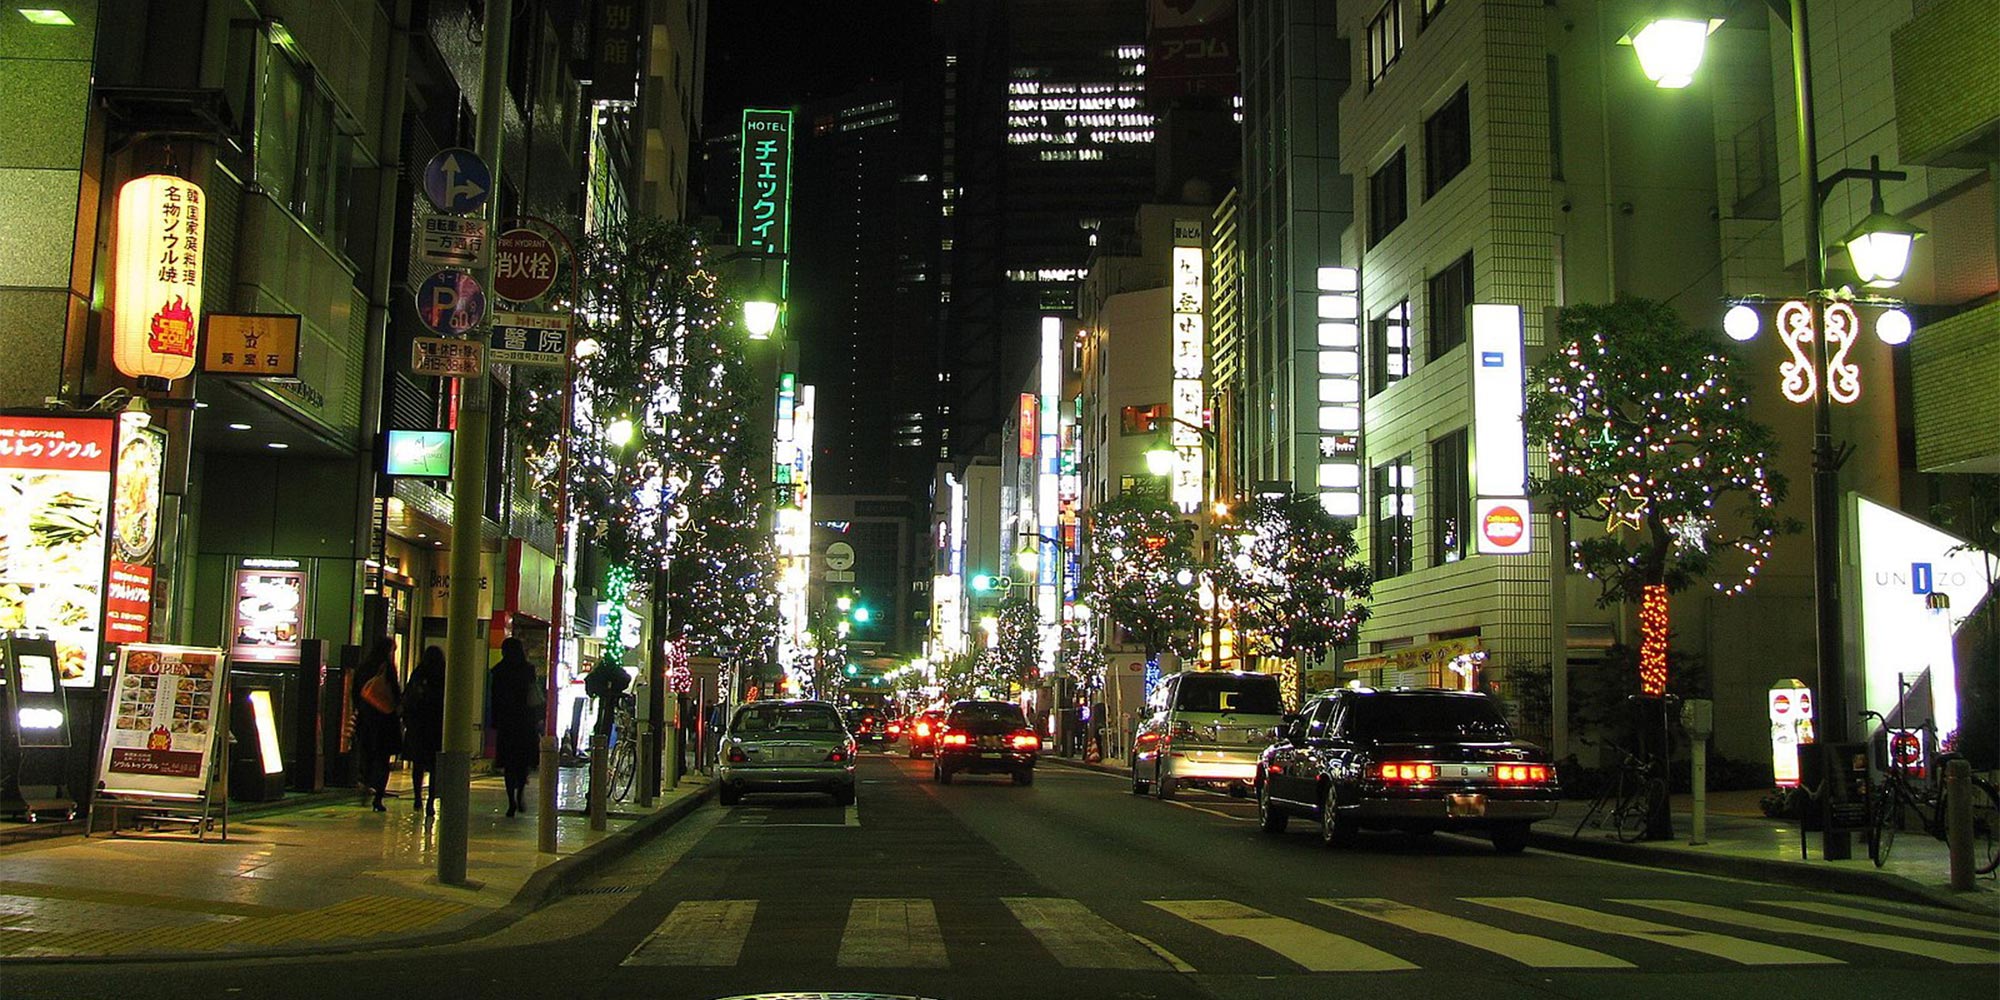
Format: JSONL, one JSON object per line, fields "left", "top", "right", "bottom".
{"left": 1046, "top": 754, "right": 1999, "bottom": 917}
{"left": 0, "top": 764, "right": 711, "bottom": 962}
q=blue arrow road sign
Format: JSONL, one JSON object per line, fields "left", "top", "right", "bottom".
{"left": 422, "top": 148, "right": 490, "bottom": 215}
{"left": 415, "top": 270, "right": 487, "bottom": 335}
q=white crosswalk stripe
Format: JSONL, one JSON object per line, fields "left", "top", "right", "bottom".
{"left": 837, "top": 897, "right": 949, "bottom": 968}
{"left": 621, "top": 899, "right": 757, "bottom": 966}
{"left": 1618, "top": 899, "right": 2000, "bottom": 965}
{"left": 1752, "top": 900, "right": 2000, "bottom": 942}
{"left": 1463, "top": 897, "right": 1841, "bottom": 965}
{"left": 1147, "top": 898, "right": 1417, "bottom": 972}
{"left": 1003, "top": 897, "right": 1172, "bottom": 970}
{"left": 1313, "top": 897, "right": 1632, "bottom": 968}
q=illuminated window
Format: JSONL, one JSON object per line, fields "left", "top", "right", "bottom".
{"left": 1367, "top": 1, "right": 1403, "bottom": 86}
{"left": 1369, "top": 299, "right": 1412, "bottom": 395}
{"left": 1427, "top": 252, "right": 1474, "bottom": 358}
{"left": 1420, "top": 0, "right": 1448, "bottom": 27}
{"left": 1431, "top": 430, "right": 1469, "bottom": 565}
{"left": 1121, "top": 403, "right": 1165, "bottom": 436}
{"left": 1368, "top": 148, "right": 1407, "bottom": 247}
{"left": 1373, "top": 455, "right": 1415, "bottom": 579}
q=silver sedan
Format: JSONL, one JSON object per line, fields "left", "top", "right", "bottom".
{"left": 717, "top": 699, "right": 858, "bottom": 806}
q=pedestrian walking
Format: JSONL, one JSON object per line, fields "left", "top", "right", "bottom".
{"left": 350, "top": 637, "right": 402, "bottom": 812}
{"left": 401, "top": 644, "right": 447, "bottom": 817}
{"left": 488, "top": 636, "right": 541, "bottom": 817}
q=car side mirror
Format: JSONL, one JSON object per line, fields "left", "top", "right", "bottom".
{"left": 1268, "top": 725, "right": 1289, "bottom": 743}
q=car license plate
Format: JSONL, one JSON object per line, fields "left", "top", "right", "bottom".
{"left": 1439, "top": 764, "right": 1491, "bottom": 780}
{"left": 981, "top": 751, "right": 1003, "bottom": 758}
{"left": 1447, "top": 793, "right": 1486, "bottom": 818}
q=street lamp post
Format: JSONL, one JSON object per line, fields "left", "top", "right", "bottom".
{"left": 1626, "top": 0, "right": 1925, "bottom": 860}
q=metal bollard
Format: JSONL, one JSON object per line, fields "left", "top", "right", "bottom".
{"left": 1690, "top": 738, "right": 1708, "bottom": 845}
{"left": 588, "top": 732, "right": 608, "bottom": 831}
{"left": 1945, "top": 758, "right": 1973, "bottom": 891}
{"left": 537, "top": 735, "right": 558, "bottom": 853}
{"left": 637, "top": 730, "right": 655, "bottom": 807}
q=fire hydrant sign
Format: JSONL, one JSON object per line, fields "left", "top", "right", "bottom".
{"left": 417, "top": 216, "right": 490, "bottom": 268}
{"left": 495, "top": 228, "right": 559, "bottom": 302}
{"left": 412, "top": 336, "right": 486, "bottom": 378}
{"left": 488, "top": 311, "right": 570, "bottom": 368}
{"left": 96, "top": 644, "right": 228, "bottom": 797}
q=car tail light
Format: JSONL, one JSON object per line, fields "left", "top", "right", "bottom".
{"left": 1135, "top": 731, "right": 1161, "bottom": 746}
{"left": 727, "top": 749, "right": 748, "bottom": 764}
{"left": 889, "top": 722, "right": 902, "bottom": 734}
{"left": 1009, "top": 730, "right": 1040, "bottom": 750}
{"left": 827, "top": 748, "right": 848, "bottom": 763}
{"left": 1496, "top": 764, "right": 1550, "bottom": 783}
{"left": 1377, "top": 762, "right": 1436, "bottom": 783}
{"left": 942, "top": 732, "right": 969, "bottom": 746}
{"left": 915, "top": 722, "right": 932, "bottom": 737}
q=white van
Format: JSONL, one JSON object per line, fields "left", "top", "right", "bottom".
{"left": 1132, "top": 671, "right": 1285, "bottom": 799}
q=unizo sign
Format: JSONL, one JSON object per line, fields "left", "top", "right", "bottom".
{"left": 1852, "top": 495, "right": 1998, "bottom": 741}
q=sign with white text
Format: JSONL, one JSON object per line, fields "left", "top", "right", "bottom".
{"left": 488, "top": 311, "right": 570, "bottom": 368}
{"left": 417, "top": 215, "right": 490, "bottom": 268}
{"left": 97, "top": 644, "right": 227, "bottom": 797}
{"left": 1475, "top": 498, "right": 1532, "bottom": 555}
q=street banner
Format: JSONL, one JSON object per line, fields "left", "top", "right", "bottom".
{"left": 96, "top": 644, "right": 227, "bottom": 798}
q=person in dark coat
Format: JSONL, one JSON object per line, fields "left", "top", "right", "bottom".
{"left": 488, "top": 636, "right": 541, "bottom": 817}
{"left": 584, "top": 655, "right": 631, "bottom": 739}
{"left": 401, "top": 645, "right": 447, "bottom": 817}
{"left": 350, "top": 637, "right": 402, "bottom": 812}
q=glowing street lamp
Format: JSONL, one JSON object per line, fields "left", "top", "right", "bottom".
{"left": 1837, "top": 208, "right": 1925, "bottom": 289}
{"left": 606, "top": 417, "right": 635, "bottom": 448}
{"left": 742, "top": 299, "right": 780, "bottom": 340}
{"left": 1145, "top": 437, "right": 1177, "bottom": 478}
{"left": 1621, "top": 16, "right": 1723, "bottom": 89}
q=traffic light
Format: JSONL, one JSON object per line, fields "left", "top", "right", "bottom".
{"left": 972, "top": 574, "right": 993, "bottom": 592}
{"left": 845, "top": 663, "right": 858, "bottom": 677}
{"left": 852, "top": 606, "right": 872, "bottom": 624}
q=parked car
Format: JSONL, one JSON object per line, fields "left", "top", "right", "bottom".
{"left": 1132, "top": 670, "right": 1286, "bottom": 799}
{"left": 905, "top": 708, "right": 948, "bottom": 758}
{"left": 933, "top": 700, "right": 1039, "bottom": 785}
{"left": 1255, "top": 688, "right": 1558, "bottom": 853}
{"left": 844, "top": 706, "right": 892, "bottom": 747}
{"left": 718, "top": 699, "right": 858, "bottom": 806}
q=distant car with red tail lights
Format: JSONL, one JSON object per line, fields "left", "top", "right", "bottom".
{"left": 932, "top": 700, "right": 1039, "bottom": 785}
{"left": 1255, "top": 688, "right": 1558, "bottom": 853}
{"left": 905, "top": 709, "right": 948, "bottom": 759}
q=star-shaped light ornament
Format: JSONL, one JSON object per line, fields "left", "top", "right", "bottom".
{"left": 1597, "top": 484, "right": 1649, "bottom": 535}
{"left": 1671, "top": 515, "right": 1713, "bottom": 554}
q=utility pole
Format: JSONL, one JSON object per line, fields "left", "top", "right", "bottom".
{"left": 438, "top": 0, "right": 511, "bottom": 887}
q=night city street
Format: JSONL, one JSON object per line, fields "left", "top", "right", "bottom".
{"left": 4, "top": 753, "right": 1993, "bottom": 1000}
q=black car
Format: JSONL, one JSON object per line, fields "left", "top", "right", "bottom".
{"left": 1255, "top": 688, "right": 1558, "bottom": 853}
{"left": 844, "top": 706, "right": 892, "bottom": 747}
{"left": 932, "top": 700, "right": 1039, "bottom": 786}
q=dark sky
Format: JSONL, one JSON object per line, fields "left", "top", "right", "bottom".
{"left": 703, "top": 1, "right": 937, "bottom": 124}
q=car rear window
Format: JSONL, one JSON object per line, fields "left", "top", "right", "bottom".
{"left": 734, "top": 704, "right": 843, "bottom": 733}
{"left": 1173, "top": 673, "right": 1282, "bottom": 715}
{"left": 949, "top": 703, "right": 1027, "bottom": 727}
{"left": 1348, "top": 695, "right": 1509, "bottom": 740}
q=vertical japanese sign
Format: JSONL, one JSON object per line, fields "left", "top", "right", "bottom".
{"left": 98, "top": 644, "right": 228, "bottom": 796}
{"left": 112, "top": 175, "right": 204, "bottom": 382}
{"left": 1170, "top": 221, "right": 1206, "bottom": 514}
{"left": 737, "top": 109, "right": 795, "bottom": 259}
{"left": 1316, "top": 266, "right": 1363, "bottom": 518}
{"left": 107, "top": 421, "right": 165, "bottom": 644}
{"left": 0, "top": 415, "right": 115, "bottom": 685}
{"left": 591, "top": 0, "right": 643, "bottom": 102}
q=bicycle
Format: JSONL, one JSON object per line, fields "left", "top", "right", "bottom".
{"left": 1861, "top": 710, "right": 2000, "bottom": 874}
{"left": 1572, "top": 742, "right": 1668, "bottom": 843}
{"left": 608, "top": 695, "right": 638, "bottom": 804}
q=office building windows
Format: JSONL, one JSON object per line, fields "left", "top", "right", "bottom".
{"left": 1368, "top": 148, "right": 1407, "bottom": 247}
{"left": 1427, "top": 252, "right": 1474, "bottom": 358}
{"left": 1431, "top": 429, "right": 1470, "bottom": 565}
{"left": 1369, "top": 299, "right": 1412, "bottom": 395}
{"left": 1424, "top": 86, "right": 1470, "bottom": 197}
{"left": 1372, "top": 454, "right": 1415, "bottom": 579}
{"left": 1367, "top": 1, "right": 1403, "bottom": 86}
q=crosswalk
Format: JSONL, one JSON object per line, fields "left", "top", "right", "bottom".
{"left": 619, "top": 892, "right": 1999, "bottom": 972}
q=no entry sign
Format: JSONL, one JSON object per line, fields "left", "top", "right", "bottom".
{"left": 495, "top": 228, "right": 559, "bottom": 302}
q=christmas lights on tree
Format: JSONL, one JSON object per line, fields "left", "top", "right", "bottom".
{"left": 1079, "top": 491, "right": 1200, "bottom": 664}
{"left": 1212, "top": 492, "right": 1373, "bottom": 666}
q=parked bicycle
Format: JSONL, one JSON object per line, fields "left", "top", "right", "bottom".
{"left": 1571, "top": 741, "right": 1667, "bottom": 843}
{"left": 608, "top": 694, "right": 638, "bottom": 804}
{"left": 1861, "top": 710, "right": 1999, "bottom": 874}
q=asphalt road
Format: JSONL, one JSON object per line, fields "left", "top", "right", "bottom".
{"left": 5, "top": 751, "right": 1995, "bottom": 1000}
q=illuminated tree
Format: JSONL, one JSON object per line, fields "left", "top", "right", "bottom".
{"left": 995, "top": 595, "right": 1041, "bottom": 685}
{"left": 1080, "top": 491, "right": 1199, "bottom": 664}
{"left": 1213, "top": 493, "right": 1373, "bottom": 667}
{"left": 1523, "top": 299, "right": 1798, "bottom": 697}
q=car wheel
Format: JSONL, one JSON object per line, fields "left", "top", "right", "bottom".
{"left": 1154, "top": 764, "right": 1177, "bottom": 801}
{"left": 833, "top": 785, "right": 856, "bottom": 807}
{"left": 1013, "top": 768, "right": 1034, "bottom": 787}
{"left": 937, "top": 764, "right": 954, "bottom": 785}
{"left": 1131, "top": 768, "right": 1150, "bottom": 796}
{"left": 1491, "top": 821, "right": 1531, "bottom": 854}
{"left": 718, "top": 783, "right": 740, "bottom": 807}
{"left": 1319, "top": 787, "right": 1358, "bottom": 847}
{"left": 1257, "top": 781, "right": 1289, "bottom": 835}
{"left": 907, "top": 745, "right": 919, "bottom": 759}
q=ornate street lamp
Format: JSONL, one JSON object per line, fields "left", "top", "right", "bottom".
{"left": 1621, "top": 15, "right": 1723, "bottom": 90}
{"left": 1145, "top": 435, "right": 1177, "bottom": 478}
{"left": 1836, "top": 205, "right": 1926, "bottom": 290}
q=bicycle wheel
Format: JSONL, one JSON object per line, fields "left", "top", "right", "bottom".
{"left": 1874, "top": 791, "right": 1902, "bottom": 868}
{"left": 1614, "top": 779, "right": 1662, "bottom": 844}
{"left": 610, "top": 743, "right": 637, "bottom": 802}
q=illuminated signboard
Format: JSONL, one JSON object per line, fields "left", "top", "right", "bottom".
{"left": 113, "top": 175, "right": 204, "bottom": 383}
{"left": 737, "top": 109, "right": 795, "bottom": 259}
{"left": 0, "top": 414, "right": 115, "bottom": 684}
{"left": 1316, "top": 266, "right": 1362, "bottom": 518}
{"left": 1475, "top": 498, "right": 1532, "bottom": 556}
{"left": 384, "top": 429, "right": 454, "bottom": 478}
{"left": 1854, "top": 494, "right": 1998, "bottom": 740}
{"left": 1470, "top": 304, "right": 1528, "bottom": 498}
{"left": 1170, "top": 222, "right": 1205, "bottom": 514}
{"left": 108, "top": 420, "right": 165, "bottom": 645}
{"left": 232, "top": 558, "right": 307, "bottom": 663}
{"left": 98, "top": 643, "right": 228, "bottom": 797}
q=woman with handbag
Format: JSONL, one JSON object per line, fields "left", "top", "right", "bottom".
{"left": 401, "top": 645, "right": 447, "bottom": 817}
{"left": 351, "top": 637, "right": 403, "bottom": 811}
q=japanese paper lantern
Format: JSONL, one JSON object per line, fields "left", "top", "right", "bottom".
{"left": 113, "top": 174, "right": 205, "bottom": 382}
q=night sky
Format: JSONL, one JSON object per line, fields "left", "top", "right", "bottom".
{"left": 702, "top": 1, "right": 937, "bottom": 123}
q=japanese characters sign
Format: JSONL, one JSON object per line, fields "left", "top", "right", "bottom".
{"left": 98, "top": 644, "right": 228, "bottom": 796}
{"left": 112, "top": 174, "right": 204, "bottom": 382}
{"left": 200, "top": 313, "right": 301, "bottom": 378}
{"left": 1169, "top": 230, "right": 1206, "bottom": 514}
{"left": 417, "top": 215, "right": 490, "bottom": 268}
{"left": 737, "top": 109, "right": 794, "bottom": 258}
{"left": 0, "top": 415, "right": 115, "bottom": 685}
{"left": 107, "top": 421, "right": 166, "bottom": 645}
{"left": 412, "top": 336, "right": 486, "bottom": 378}
{"left": 591, "top": 0, "right": 643, "bottom": 101}
{"left": 488, "top": 310, "right": 571, "bottom": 368}
{"left": 495, "top": 228, "right": 560, "bottom": 302}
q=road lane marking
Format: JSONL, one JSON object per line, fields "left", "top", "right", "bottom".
{"left": 1463, "top": 897, "right": 1840, "bottom": 965}
{"left": 1003, "top": 897, "right": 1172, "bottom": 970}
{"left": 1129, "top": 931, "right": 1198, "bottom": 973}
{"left": 1752, "top": 900, "right": 2000, "bottom": 941}
{"left": 1313, "top": 897, "right": 1632, "bottom": 968}
{"left": 1618, "top": 899, "right": 1999, "bottom": 965}
{"left": 1147, "top": 899, "right": 1416, "bottom": 972}
{"left": 838, "top": 898, "right": 949, "bottom": 968}
{"left": 621, "top": 899, "right": 757, "bottom": 966}
{"left": 1161, "top": 799, "right": 1257, "bottom": 822}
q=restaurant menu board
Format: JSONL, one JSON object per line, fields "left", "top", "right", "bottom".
{"left": 231, "top": 563, "right": 305, "bottom": 662}
{"left": 0, "top": 416, "right": 115, "bottom": 686}
{"left": 106, "top": 423, "right": 165, "bottom": 645}
{"left": 97, "top": 644, "right": 227, "bottom": 796}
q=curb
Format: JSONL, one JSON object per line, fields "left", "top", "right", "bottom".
{"left": 0, "top": 783, "right": 714, "bottom": 965}
{"left": 1045, "top": 756, "right": 1992, "bottom": 916}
